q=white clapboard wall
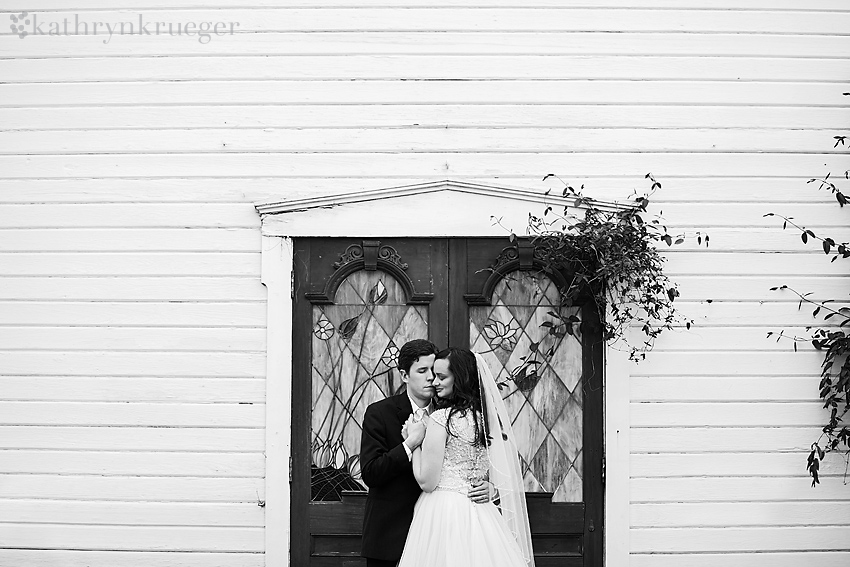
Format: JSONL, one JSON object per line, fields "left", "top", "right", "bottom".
{"left": 1, "top": 1, "right": 849, "bottom": 566}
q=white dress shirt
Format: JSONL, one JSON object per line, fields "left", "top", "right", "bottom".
{"left": 402, "top": 393, "right": 433, "bottom": 460}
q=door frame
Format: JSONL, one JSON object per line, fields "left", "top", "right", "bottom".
{"left": 256, "top": 180, "right": 632, "bottom": 566}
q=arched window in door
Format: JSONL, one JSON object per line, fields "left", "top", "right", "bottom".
{"left": 470, "top": 272, "right": 583, "bottom": 502}
{"left": 311, "top": 270, "right": 428, "bottom": 501}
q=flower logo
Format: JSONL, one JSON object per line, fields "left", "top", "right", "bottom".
{"left": 9, "top": 12, "right": 30, "bottom": 39}
{"left": 380, "top": 340, "right": 400, "bottom": 369}
{"left": 313, "top": 313, "right": 335, "bottom": 341}
{"left": 482, "top": 319, "right": 519, "bottom": 351}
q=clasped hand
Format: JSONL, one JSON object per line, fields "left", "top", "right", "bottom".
{"left": 401, "top": 414, "right": 428, "bottom": 450}
{"left": 402, "top": 415, "right": 498, "bottom": 504}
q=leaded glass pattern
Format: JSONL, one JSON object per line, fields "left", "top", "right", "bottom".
{"left": 470, "top": 272, "right": 583, "bottom": 502}
{"left": 311, "top": 270, "right": 428, "bottom": 500}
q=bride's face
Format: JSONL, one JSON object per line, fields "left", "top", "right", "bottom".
{"left": 432, "top": 359, "right": 455, "bottom": 399}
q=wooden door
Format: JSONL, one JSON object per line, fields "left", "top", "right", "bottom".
{"left": 291, "top": 238, "right": 603, "bottom": 566}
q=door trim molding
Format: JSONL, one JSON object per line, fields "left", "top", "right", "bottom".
{"left": 257, "top": 181, "right": 632, "bottom": 567}
{"left": 261, "top": 235, "right": 294, "bottom": 567}
{"left": 256, "top": 179, "right": 625, "bottom": 217}
{"left": 257, "top": 179, "right": 629, "bottom": 239}
{"left": 605, "top": 332, "right": 632, "bottom": 566}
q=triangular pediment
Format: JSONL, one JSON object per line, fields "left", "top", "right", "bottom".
{"left": 256, "top": 179, "right": 624, "bottom": 237}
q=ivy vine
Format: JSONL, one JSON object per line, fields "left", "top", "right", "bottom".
{"left": 508, "top": 174, "right": 707, "bottom": 362}
{"left": 765, "top": 122, "right": 850, "bottom": 485}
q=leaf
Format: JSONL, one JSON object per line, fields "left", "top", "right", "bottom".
{"left": 662, "top": 234, "right": 673, "bottom": 246}
{"left": 368, "top": 280, "right": 388, "bottom": 305}
{"left": 514, "top": 368, "right": 541, "bottom": 392}
{"left": 339, "top": 315, "right": 360, "bottom": 341}
{"left": 802, "top": 231, "right": 808, "bottom": 244}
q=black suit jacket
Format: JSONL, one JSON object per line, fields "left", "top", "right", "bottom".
{"left": 360, "top": 392, "right": 421, "bottom": 561}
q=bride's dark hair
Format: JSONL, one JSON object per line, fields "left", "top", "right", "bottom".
{"left": 434, "top": 347, "right": 488, "bottom": 446}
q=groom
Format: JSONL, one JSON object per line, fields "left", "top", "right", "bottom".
{"left": 359, "top": 339, "right": 495, "bottom": 567}
{"left": 359, "top": 339, "right": 436, "bottom": 567}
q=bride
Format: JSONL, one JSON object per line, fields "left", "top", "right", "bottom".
{"left": 398, "top": 348, "right": 535, "bottom": 567}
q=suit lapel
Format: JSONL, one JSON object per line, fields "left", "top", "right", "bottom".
{"left": 395, "top": 392, "right": 413, "bottom": 423}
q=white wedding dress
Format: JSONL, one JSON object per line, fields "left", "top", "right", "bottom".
{"left": 397, "top": 408, "right": 530, "bottom": 567}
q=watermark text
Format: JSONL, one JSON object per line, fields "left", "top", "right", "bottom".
{"left": 9, "top": 12, "right": 240, "bottom": 44}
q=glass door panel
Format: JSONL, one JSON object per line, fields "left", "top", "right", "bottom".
{"left": 310, "top": 270, "right": 428, "bottom": 501}
{"left": 469, "top": 272, "right": 584, "bottom": 502}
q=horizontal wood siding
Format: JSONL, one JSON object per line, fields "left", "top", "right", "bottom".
{"left": 2, "top": 1, "right": 848, "bottom": 565}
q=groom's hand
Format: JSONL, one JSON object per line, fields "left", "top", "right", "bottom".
{"left": 468, "top": 481, "right": 498, "bottom": 504}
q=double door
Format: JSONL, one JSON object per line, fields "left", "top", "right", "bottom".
{"left": 291, "top": 238, "right": 603, "bottom": 566}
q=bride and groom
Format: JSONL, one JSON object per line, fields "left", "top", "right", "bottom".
{"left": 360, "top": 339, "right": 535, "bottom": 567}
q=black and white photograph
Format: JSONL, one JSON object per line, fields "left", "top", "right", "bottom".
{"left": 1, "top": 2, "right": 849, "bottom": 566}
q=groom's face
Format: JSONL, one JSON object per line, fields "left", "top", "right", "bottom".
{"left": 401, "top": 354, "right": 436, "bottom": 406}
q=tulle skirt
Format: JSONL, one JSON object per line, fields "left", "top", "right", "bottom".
{"left": 398, "top": 489, "right": 529, "bottom": 567}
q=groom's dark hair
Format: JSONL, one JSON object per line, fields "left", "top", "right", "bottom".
{"left": 397, "top": 339, "right": 438, "bottom": 374}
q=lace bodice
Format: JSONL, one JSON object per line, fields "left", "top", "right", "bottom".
{"left": 430, "top": 408, "right": 489, "bottom": 495}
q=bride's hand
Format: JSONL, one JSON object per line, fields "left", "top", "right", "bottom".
{"left": 401, "top": 415, "right": 413, "bottom": 439}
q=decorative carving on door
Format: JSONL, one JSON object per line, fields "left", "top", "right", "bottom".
{"left": 306, "top": 239, "right": 432, "bottom": 305}
{"left": 464, "top": 242, "right": 568, "bottom": 306}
